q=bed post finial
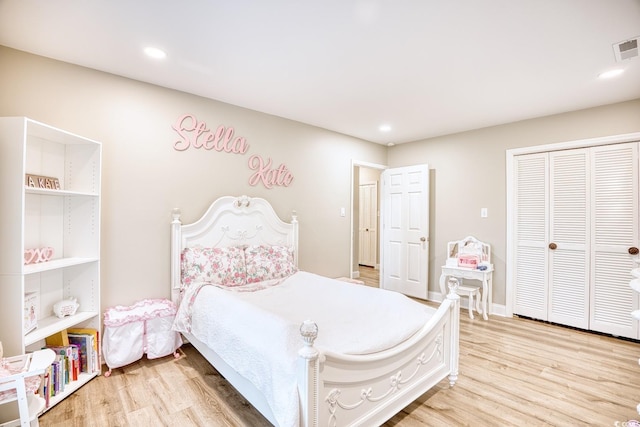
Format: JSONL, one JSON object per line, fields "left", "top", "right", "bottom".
{"left": 447, "top": 277, "right": 460, "bottom": 295}
{"left": 172, "top": 208, "right": 181, "bottom": 222}
{"left": 299, "top": 320, "right": 318, "bottom": 359}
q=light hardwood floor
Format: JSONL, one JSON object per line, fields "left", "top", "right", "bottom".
{"left": 39, "top": 269, "right": 640, "bottom": 426}
{"left": 357, "top": 265, "right": 380, "bottom": 288}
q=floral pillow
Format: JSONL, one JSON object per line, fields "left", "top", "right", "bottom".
{"left": 244, "top": 245, "right": 297, "bottom": 284}
{"left": 181, "top": 246, "right": 246, "bottom": 287}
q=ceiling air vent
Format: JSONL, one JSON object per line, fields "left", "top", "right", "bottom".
{"left": 613, "top": 36, "right": 639, "bottom": 61}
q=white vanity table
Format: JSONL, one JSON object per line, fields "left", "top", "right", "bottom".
{"left": 439, "top": 236, "right": 493, "bottom": 320}
{"left": 440, "top": 264, "right": 493, "bottom": 320}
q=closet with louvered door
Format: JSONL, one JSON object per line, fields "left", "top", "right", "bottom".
{"left": 513, "top": 142, "right": 640, "bottom": 339}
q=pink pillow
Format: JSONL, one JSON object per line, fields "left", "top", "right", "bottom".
{"left": 181, "top": 246, "right": 246, "bottom": 287}
{"left": 244, "top": 245, "right": 297, "bottom": 283}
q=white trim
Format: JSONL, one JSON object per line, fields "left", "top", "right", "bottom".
{"left": 505, "top": 132, "right": 640, "bottom": 317}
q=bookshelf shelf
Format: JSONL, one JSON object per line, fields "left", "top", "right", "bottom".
{"left": 0, "top": 117, "right": 102, "bottom": 416}
{"left": 24, "top": 258, "right": 99, "bottom": 275}
{"left": 24, "top": 312, "right": 99, "bottom": 347}
{"left": 24, "top": 187, "right": 99, "bottom": 197}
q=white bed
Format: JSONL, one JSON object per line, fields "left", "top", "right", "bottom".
{"left": 170, "top": 195, "right": 460, "bottom": 427}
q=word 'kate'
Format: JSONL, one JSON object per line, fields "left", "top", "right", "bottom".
{"left": 248, "top": 155, "right": 294, "bottom": 188}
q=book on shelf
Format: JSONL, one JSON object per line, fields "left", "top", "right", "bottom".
{"left": 36, "top": 327, "right": 101, "bottom": 405}
{"left": 67, "top": 327, "right": 101, "bottom": 372}
{"left": 45, "top": 330, "right": 69, "bottom": 347}
{"left": 46, "top": 344, "right": 79, "bottom": 382}
{"left": 40, "top": 344, "right": 77, "bottom": 401}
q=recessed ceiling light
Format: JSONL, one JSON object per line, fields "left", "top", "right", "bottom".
{"left": 379, "top": 124, "right": 391, "bottom": 132}
{"left": 387, "top": 142, "right": 395, "bottom": 147}
{"left": 598, "top": 68, "right": 624, "bottom": 79}
{"left": 144, "top": 47, "right": 167, "bottom": 59}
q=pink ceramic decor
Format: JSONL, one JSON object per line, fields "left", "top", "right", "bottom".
{"left": 23, "top": 247, "right": 54, "bottom": 265}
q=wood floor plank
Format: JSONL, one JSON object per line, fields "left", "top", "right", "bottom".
{"left": 38, "top": 267, "right": 640, "bottom": 426}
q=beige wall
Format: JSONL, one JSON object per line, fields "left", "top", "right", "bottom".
{"left": 0, "top": 46, "right": 387, "bottom": 309}
{"left": 2, "top": 45, "right": 639, "bottom": 313}
{"left": 388, "top": 99, "right": 640, "bottom": 307}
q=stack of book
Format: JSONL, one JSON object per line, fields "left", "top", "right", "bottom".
{"left": 39, "top": 328, "right": 100, "bottom": 406}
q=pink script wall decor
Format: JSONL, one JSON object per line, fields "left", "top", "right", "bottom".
{"left": 248, "top": 155, "right": 294, "bottom": 188}
{"left": 172, "top": 114, "right": 250, "bottom": 154}
{"left": 172, "top": 114, "right": 294, "bottom": 189}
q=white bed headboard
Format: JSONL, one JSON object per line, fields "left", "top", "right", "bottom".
{"left": 170, "top": 195, "right": 299, "bottom": 302}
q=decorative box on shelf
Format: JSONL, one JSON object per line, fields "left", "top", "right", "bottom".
{"left": 23, "top": 292, "right": 38, "bottom": 334}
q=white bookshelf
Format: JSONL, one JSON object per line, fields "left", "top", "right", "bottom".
{"left": 0, "top": 117, "right": 101, "bottom": 410}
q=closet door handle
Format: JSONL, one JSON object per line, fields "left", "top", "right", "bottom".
{"left": 629, "top": 247, "right": 639, "bottom": 255}
{"left": 548, "top": 243, "right": 557, "bottom": 250}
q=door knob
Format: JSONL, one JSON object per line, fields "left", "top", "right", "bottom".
{"left": 629, "top": 247, "right": 639, "bottom": 255}
{"left": 549, "top": 243, "right": 557, "bottom": 250}
{"left": 420, "top": 237, "right": 426, "bottom": 242}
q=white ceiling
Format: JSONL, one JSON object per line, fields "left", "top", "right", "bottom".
{"left": 1, "top": 1, "right": 639, "bottom": 145}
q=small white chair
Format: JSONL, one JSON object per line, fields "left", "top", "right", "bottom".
{"left": 439, "top": 236, "right": 493, "bottom": 320}
{"left": 0, "top": 349, "right": 55, "bottom": 427}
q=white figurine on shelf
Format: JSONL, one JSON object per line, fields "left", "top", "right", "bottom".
{"left": 53, "top": 297, "right": 79, "bottom": 318}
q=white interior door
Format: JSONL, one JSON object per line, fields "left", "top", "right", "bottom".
{"left": 548, "top": 149, "right": 590, "bottom": 329}
{"left": 589, "top": 142, "right": 639, "bottom": 337}
{"left": 380, "top": 164, "right": 429, "bottom": 299}
{"left": 513, "top": 153, "right": 549, "bottom": 320}
{"left": 358, "top": 183, "right": 377, "bottom": 267}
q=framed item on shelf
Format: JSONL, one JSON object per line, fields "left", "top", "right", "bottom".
{"left": 24, "top": 292, "right": 38, "bottom": 334}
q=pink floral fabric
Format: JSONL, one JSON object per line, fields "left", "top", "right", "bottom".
{"left": 0, "top": 365, "right": 41, "bottom": 401}
{"left": 181, "top": 246, "right": 246, "bottom": 287}
{"left": 244, "top": 245, "right": 297, "bottom": 283}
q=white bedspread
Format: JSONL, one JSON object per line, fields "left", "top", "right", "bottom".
{"left": 173, "top": 271, "right": 435, "bottom": 427}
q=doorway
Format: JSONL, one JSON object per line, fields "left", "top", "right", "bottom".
{"left": 358, "top": 182, "right": 378, "bottom": 268}
{"left": 351, "top": 161, "right": 385, "bottom": 287}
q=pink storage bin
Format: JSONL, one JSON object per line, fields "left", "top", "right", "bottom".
{"left": 102, "top": 298, "right": 182, "bottom": 376}
{"left": 458, "top": 254, "right": 480, "bottom": 268}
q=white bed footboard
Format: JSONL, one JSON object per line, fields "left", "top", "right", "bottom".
{"left": 298, "top": 286, "right": 460, "bottom": 427}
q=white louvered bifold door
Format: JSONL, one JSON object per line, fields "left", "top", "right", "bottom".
{"left": 514, "top": 153, "right": 549, "bottom": 320}
{"left": 547, "top": 149, "right": 590, "bottom": 329}
{"left": 589, "top": 142, "right": 639, "bottom": 338}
